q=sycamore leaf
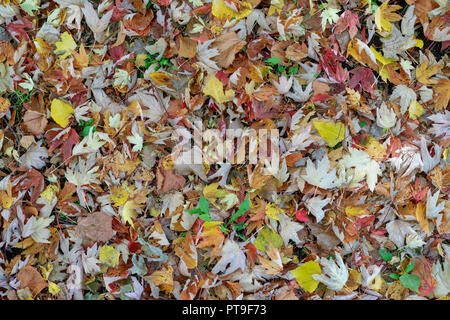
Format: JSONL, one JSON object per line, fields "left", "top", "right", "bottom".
{"left": 312, "top": 252, "right": 349, "bottom": 291}
{"left": 290, "top": 261, "right": 321, "bottom": 293}
{"left": 202, "top": 74, "right": 235, "bottom": 104}
{"left": 313, "top": 121, "right": 345, "bottom": 148}
{"left": 54, "top": 32, "right": 77, "bottom": 60}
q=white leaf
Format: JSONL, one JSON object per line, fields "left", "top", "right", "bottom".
{"left": 420, "top": 136, "right": 442, "bottom": 173}
{"left": 312, "top": 252, "right": 349, "bottom": 291}
{"left": 211, "top": 240, "right": 246, "bottom": 276}
{"left": 81, "top": 1, "right": 113, "bottom": 43}
{"left": 389, "top": 84, "right": 416, "bottom": 114}
{"left": 376, "top": 102, "right": 396, "bottom": 129}
{"left": 82, "top": 243, "right": 101, "bottom": 275}
{"left": 286, "top": 78, "right": 312, "bottom": 102}
{"left": 23, "top": 216, "right": 54, "bottom": 244}
{"left": 272, "top": 75, "right": 293, "bottom": 95}
{"left": 386, "top": 220, "right": 417, "bottom": 248}
{"left": 20, "top": 142, "right": 48, "bottom": 170}
{"left": 389, "top": 145, "right": 423, "bottom": 177}
{"left": 426, "top": 190, "right": 445, "bottom": 219}
{"left": 428, "top": 111, "right": 450, "bottom": 139}
{"left": 302, "top": 155, "right": 338, "bottom": 189}
{"left": 278, "top": 213, "right": 303, "bottom": 246}
{"left": 304, "top": 196, "right": 331, "bottom": 223}
{"left": 196, "top": 39, "right": 220, "bottom": 72}
{"left": 340, "top": 148, "right": 382, "bottom": 191}
{"left": 432, "top": 260, "right": 450, "bottom": 298}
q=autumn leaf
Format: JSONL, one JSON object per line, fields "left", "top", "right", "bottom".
{"left": 99, "top": 245, "right": 121, "bottom": 267}
{"left": 50, "top": 99, "right": 74, "bottom": 128}
{"left": 375, "top": 1, "right": 402, "bottom": 33}
{"left": 54, "top": 31, "right": 77, "bottom": 60}
{"left": 202, "top": 74, "right": 235, "bottom": 104}
{"left": 313, "top": 120, "right": 345, "bottom": 148}
{"left": 290, "top": 261, "right": 322, "bottom": 293}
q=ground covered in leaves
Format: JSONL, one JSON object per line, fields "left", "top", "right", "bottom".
{"left": 0, "top": 0, "right": 449, "bottom": 300}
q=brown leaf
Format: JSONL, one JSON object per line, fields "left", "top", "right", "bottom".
{"left": 156, "top": 163, "right": 185, "bottom": 193}
{"left": 22, "top": 110, "right": 48, "bottom": 136}
{"left": 178, "top": 36, "right": 197, "bottom": 59}
{"left": 74, "top": 211, "right": 115, "bottom": 242}
{"left": 17, "top": 266, "right": 48, "bottom": 297}
{"left": 212, "top": 32, "right": 246, "bottom": 69}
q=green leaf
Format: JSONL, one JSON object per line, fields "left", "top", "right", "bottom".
{"left": 399, "top": 273, "right": 420, "bottom": 292}
{"left": 198, "top": 196, "right": 210, "bottom": 215}
{"left": 389, "top": 273, "right": 400, "bottom": 280}
{"left": 405, "top": 261, "right": 415, "bottom": 274}
{"left": 199, "top": 212, "right": 212, "bottom": 221}
{"left": 186, "top": 208, "right": 202, "bottom": 215}
{"left": 229, "top": 198, "right": 250, "bottom": 224}
{"left": 265, "top": 56, "right": 283, "bottom": 66}
{"left": 379, "top": 249, "right": 393, "bottom": 262}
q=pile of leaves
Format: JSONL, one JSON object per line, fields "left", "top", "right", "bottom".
{"left": 0, "top": 0, "right": 449, "bottom": 300}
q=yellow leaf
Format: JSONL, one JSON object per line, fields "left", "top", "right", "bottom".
{"left": 48, "top": 282, "right": 61, "bottom": 296}
{"left": 290, "top": 261, "right": 322, "bottom": 293}
{"left": 268, "top": 0, "right": 284, "bottom": 16}
{"left": 99, "top": 245, "right": 120, "bottom": 267}
{"left": 54, "top": 31, "right": 77, "bottom": 60}
{"left": 72, "top": 44, "right": 89, "bottom": 67}
{"left": 121, "top": 200, "right": 141, "bottom": 227}
{"left": 0, "top": 181, "right": 13, "bottom": 209}
{"left": 266, "top": 202, "right": 283, "bottom": 221}
{"left": 197, "top": 221, "right": 225, "bottom": 257}
{"left": 416, "top": 61, "right": 442, "bottom": 85}
{"left": 202, "top": 74, "right": 235, "bottom": 104}
{"left": 50, "top": 99, "right": 74, "bottom": 128}
{"left": 370, "top": 46, "right": 396, "bottom": 65}
{"left": 415, "top": 202, "right": 430, "bottom": 234}
{"left": 313, "top": 120, "right": 345, "bottom": 148}
{"left": 108, "top": 186, "right": 130, "bottom": 207}
{"left": 146, "top": 265, "right": 174, "bottom": 294}
{"left": 374, "top": 1, "right": 402, "bottom": 33}
{"left": 408, "top": 100, "right": 424, "bottom": 120}
{"left": 202, "top": 182, "right": 229, "bottom": 207}
{"left": 345, "top": 206, "right": 369, "bottom": 217}
{"left": 254, "top": 227, "right": 283, "bottom": 252}
{"left": 365, "top": 136, "right": 386, "bottom": 161}
{"left": 40, "top": 185, "right": 59, "bottom": 204}
{"left": 212, "top": 0, "right": 252, "bottom": 21}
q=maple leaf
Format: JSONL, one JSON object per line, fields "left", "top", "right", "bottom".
{"left": 312, "top": 252, "right": 349, "bottom": 291}
{"left": 304, "top": 196, "right": 331, "bottom": 224}
{"left": 432, "top": 260, "right": 450, "bottom": 298}
{"left": 416, "top": 61, "right": 442, "bottom": 85}
{"left": 211, "top": 239, "right": 246, "bottom": 276}
{"left": 377, "top": 102, "right": 397, "bottom": 129}
{"left": 302, "top": 155, "right": 338, "bottom": 190}
{"left": 20, "top": 142, "right": 48, "bottom": 170}
{"left": 54, "top": 32, "right": 77, "bottom": 60}
{"left": 426, "top": 190, "right": 445, "bottom": 219}
{"left": 202, "top": 74, "right": 235, "bottom": 104}
{"left": 278, "top": 212, "right": 303, "bottom": 246}
{"left": 375, "top": 1, "right": 402, "bottom": 33}
{"left": 320, "top": 7, "right": 340, "bottom": 31}
{"left": 286, "top": 79, "right": 312, "bottom": 102}
{"left": 340, "top": 147, "right": 382, "bottom": 192}
{"left": 335, "top": 10, "right": 360, "bottom": 39}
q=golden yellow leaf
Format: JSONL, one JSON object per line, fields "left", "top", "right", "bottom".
{"left": 50, "top": 99, "right": 74, "bottom": 128}
{"left": 147, "top": 265, "right": 174, "bottom": 294}
{"left": 212, "top": 0, "right": 252, "bottom": 21}
{"left": 416, "top": 61, "right": 442, "bottom": 85}
{"left": 48, "top": 282, "right": 61, "bottom": 296}
{"left": 345, "top": 206, "right": 369, "bottom": 217}
{"left": 54, "top": 31, "right": 77, "bottom": 60}
{"left": 313, "top": 120, "right": 345, "bottom": 148}
{"left": 109, "top": 186, "right": 130, "bottom": 207}
{"left": 408, "top": 100, "right": 424, "bottom": 120}
{"left": 374, "top": 1, "right": 402, "bottom": 33}
{"left": 202, "top": 74, "right": 235, "bottom": 104}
